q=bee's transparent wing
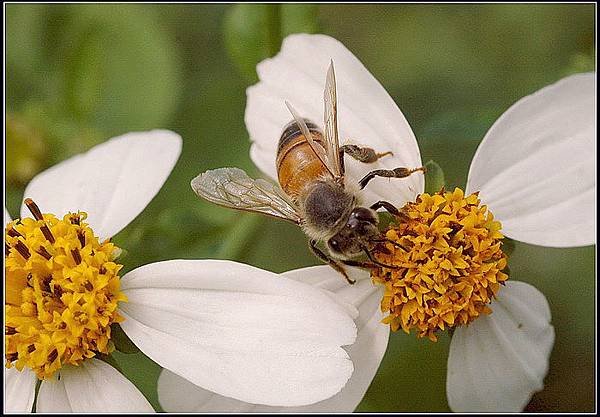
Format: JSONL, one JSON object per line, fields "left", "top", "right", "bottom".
{"left": 323, "top": 61, "right": 343, "bottom": 179}
{"left": 285, "top": 101, "right": 336, "bottom": 178}
{"left": 191, "top": 167, "right": 302, "bottom": 224}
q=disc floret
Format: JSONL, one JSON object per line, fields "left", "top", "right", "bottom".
{"left": 372, "top": 188, "right": 508, "bottom": 341}
{"left": 5, "top": 200, "right": 127, "bottom": 379}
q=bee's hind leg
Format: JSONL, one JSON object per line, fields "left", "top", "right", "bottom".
{"left": 359, "top": 166, "right": 426, "bottom": 190}
{"left": 308, "top": 239, "right": 356, "bottom": 284}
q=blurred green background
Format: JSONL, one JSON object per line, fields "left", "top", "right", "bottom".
{"left": 5, "top": 3, "right": 595, "bottom": 412}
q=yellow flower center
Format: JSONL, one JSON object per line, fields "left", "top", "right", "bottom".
{"left": 5, "top": 199, "right": 127, "bottom": 379}
{"left": 371, "top": 188, "right": 508, "bottom": 342}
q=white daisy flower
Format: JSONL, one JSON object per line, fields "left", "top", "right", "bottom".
{"left": 4, "top": 130, "right": 357, "bottom": 412}
{"left": 160, "top": 34, "right": 594, "bottom": 413}
{"left": 158, "top": 267, "right": 384, "bottom": 413}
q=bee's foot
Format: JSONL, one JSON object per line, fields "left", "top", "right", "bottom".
{"left": 344, "top": 275, "right": 357, "bottom": 285}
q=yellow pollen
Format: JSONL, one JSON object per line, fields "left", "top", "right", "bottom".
{"left": 371, "top": 188, "right": 508, "bottom": 342}
{"left": 5, "top": 206, "right": 127, "bottom": 379}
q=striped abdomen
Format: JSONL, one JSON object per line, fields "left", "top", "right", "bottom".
{"left": 276, "top": 119, "right": 331, "bottom": 199}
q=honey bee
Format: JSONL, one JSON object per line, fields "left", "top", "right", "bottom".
{"left": 192, "top": 62, "right": 425, "bottom": 283}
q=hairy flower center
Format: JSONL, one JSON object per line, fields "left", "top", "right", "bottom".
{"left": 5, "top": 199, "right": 127, "bottom": 379}
{"left": 371, "top": 188, "right": 508, "bottom": 341}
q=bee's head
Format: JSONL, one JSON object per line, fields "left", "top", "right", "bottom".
{"left": 327, "top": 207, "right": 379, "bottom": 258}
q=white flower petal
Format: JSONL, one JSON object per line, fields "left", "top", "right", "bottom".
{"left": 246, "top": 34, "right": 423, "bottom": 207}
{"left": 158, "top": 369, "right": 255, "bottom": 412}
{"left": 157, "top": 265, "right": 388, "bottom": 413}
{"left": 36, "top": 359, "right": 154, "bottom": 412}
{"left": 5, "top": 367, "right": 36, "bottom": 413}
{"left": 280, "top": 266, "right": 389, "bottom": 412}
{"left": 119, "top": 259, "right": 357, "bottom": 407}
{"left": 466, "top": 73, "right": 595, "bottom": 247}
{"left": 447, "top": 281, "right": 554, "bottom": 412}
{"left": 36, "top": 373, "right": 72, "bottom": 413}
{"left": 21, "top": 130, "right": 182, "bottom": 240}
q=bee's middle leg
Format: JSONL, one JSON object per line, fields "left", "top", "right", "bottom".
{"left": 308, "top": 239, "right": 356, "bottom": 284}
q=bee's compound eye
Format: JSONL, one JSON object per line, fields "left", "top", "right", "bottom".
{"left": 347, "top": 218, "right": 358, "bottom": 229}
{"left": 329, "top": 238, "right": 340, "bottom": 251}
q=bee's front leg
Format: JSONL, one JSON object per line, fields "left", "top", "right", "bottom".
{"left": 308, "top": 239, "right": 356, "bottom": 284}
{"left": 361, "top": 245, "right": 400, "bottom": 269}
{"left": 370, "top": 200, "right": 400, "bottom": 216}
{"left": 341, "top": 253, "right": 399, "bottom": 271}
{"left": 370, "top": 200, "right": 411, "bottom": 223}
{"left": 340, "top": 259, "right": 379, "bottom": 269}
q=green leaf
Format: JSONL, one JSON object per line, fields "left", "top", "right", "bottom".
{"left": 96, "top": 353, "right": 124, "bottom": 373}
{"left": 502, "top": 236, "right": 516, "bottom": 257}
{"left": 223, "top": 4, "right": 319, "bottom": 82}
{"left": 377, "top": 212, "right": 396, "bottom": 230}
{"left": 424, "top": 160, "right": 445, "bottom": 194}
{"left": 59, "top": 5, "right": 182, "bottom": 135}
{"left": 111, "top": 350, "right": 163, "bottom": 411}
{"left": 111, "top": 323, "right": 140, "bottom": 354}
